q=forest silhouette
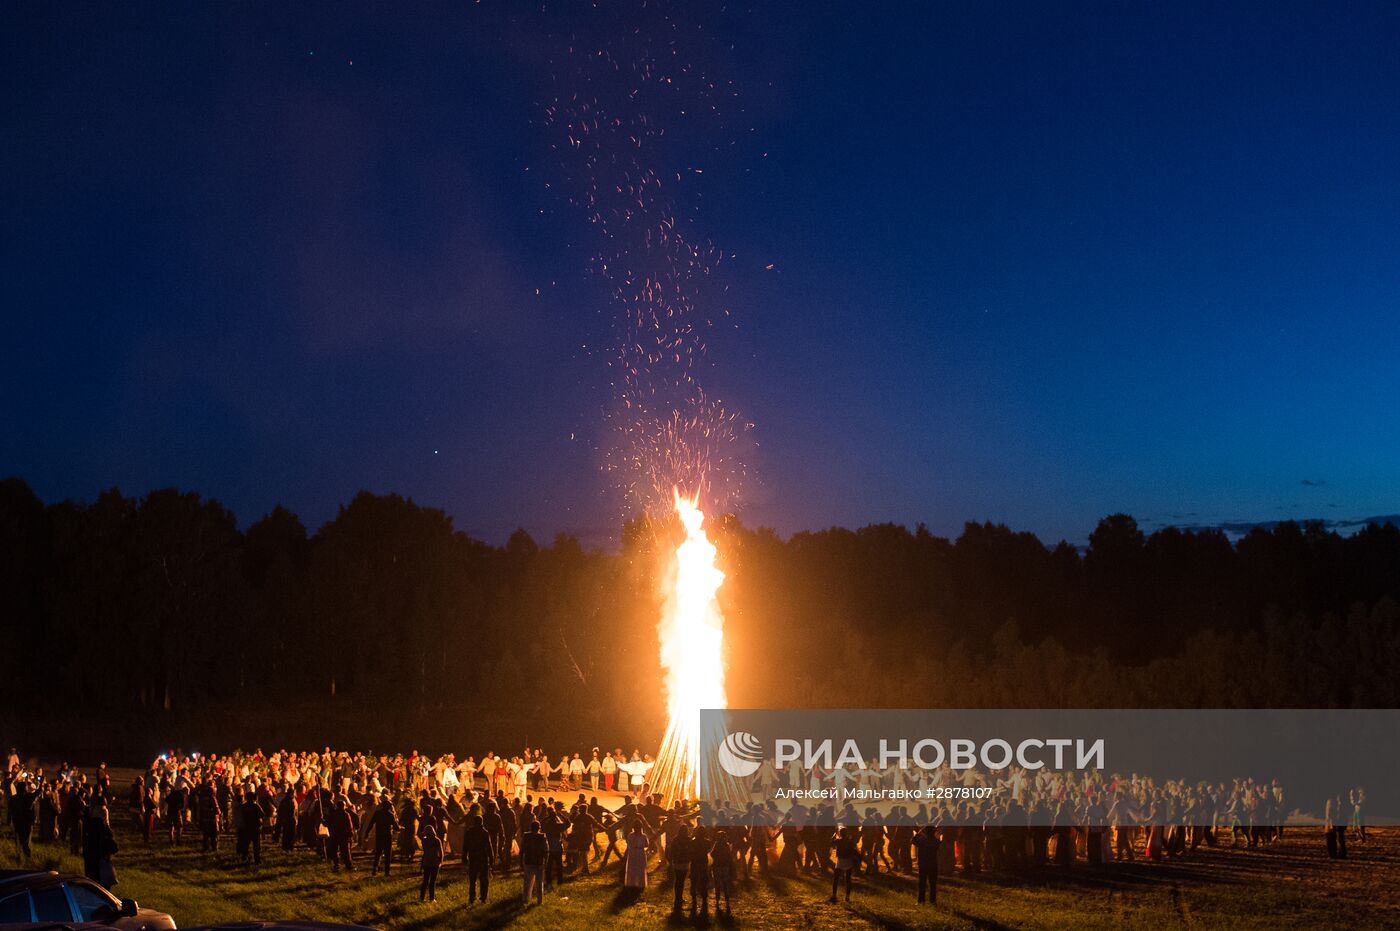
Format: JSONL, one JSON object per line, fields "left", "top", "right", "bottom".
{"left": 3, "top": 476, "right": 1397, "bottom": 762}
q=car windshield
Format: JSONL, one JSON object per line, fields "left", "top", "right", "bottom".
{"left": 68, "top": 880, "right": 118, "bottom": 921}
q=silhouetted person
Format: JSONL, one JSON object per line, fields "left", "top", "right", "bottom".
{"left": 495, "top": 797, "right": 516, "bottom": 871}
{"left": 399, "top": 798, "right": 419, "bottom": 864}
{"left": 710, "top": 829, "right": 736, "bottom": 915}
{"left": 8, "top": 777, "right": 38, "bottom": 859}
{"left": 463, "top": 815, "right": 494, "bottom": 903}
{"left": 82, "top": 802, "right": 118, "bottom": 889}
{"left": 68, "top": 785, "right": 88, "bottom": 855}
{"left": 164, "top": 782, "right": 185, "bottom": 847}
{"left": 667, "top": 824, "right": 693, "bottom": 914}
{"left": 198, "top": 784, "right": 220, "bottom": 852}
{"left": 688, "top": 825, "right": 713, "bottom": 915}
{"left": 481, "top": 797, "right": 504, "bottom": 871}
{"left": 239, "top": 792, "right": 264, "bottom": 864}
{"left": 369, "top": 795, "right": 399, "bottom": 876}
{"left": 326, "top": 796, "right": 353, "bottom": 871}
{"left": 520, "top": 819, "right": 547, "bottom": 904}
{"left": 419, "top": 824, "right": 443, "bottom": 902}
{"left": 567, "top": 804, "right": 599, "bottom": 875}
{"left": 277, "top": 789, "right": 298, "bottom": 851}
{"left": 831, "top": 826, "right": 860, "bottom": 903}
{"left": 1326, "top": 795, "right": 1348, "bottom": 860}
{"left": 913, "top": 825, "right": 942, "bottom": 905}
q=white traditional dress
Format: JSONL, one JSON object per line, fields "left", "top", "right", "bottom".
{"left": 623, "top": 829, "right": 650, "bottom": 888}
{"left": 620, "top": 760, "right": 653, "bottom": 798}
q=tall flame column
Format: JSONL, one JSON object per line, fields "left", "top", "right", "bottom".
{"left": 650, "top": 489, "right": 729, "bottom": 803}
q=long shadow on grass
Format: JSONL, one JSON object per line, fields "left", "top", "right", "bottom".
{"left": 397, "top": 895, "right": 523, "bottom": 930}
{"left": 949, "top": 908, "right": 1020, "bottom": 931}
{"left": 610, "top": 885, "right": 645, "bottom": 912}
{"left": 843, "top": 901, "right": 920, "bottom": 931}
{"left": 755, "top": 870, "right": 792, "bottom": 897}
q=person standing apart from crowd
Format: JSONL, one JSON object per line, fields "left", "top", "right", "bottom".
{"left": 624, "top": 819, "right": 650, "bottom": 890}
{"left": 913, "top": 825, "right": 942, "bottom": 905}
{"left": 82, "top": 799, "right": 119, "bottom": 890}
{"left": 419, "top": 823, "right": 443, "bottom": 902}
{"left": 831, "top": 826, "right": 860, "bottom": 904}
{"left": 464, "top": 813, "right": 494, "bottom": 904}
{"left": 520, "top": 819, "right": 547, "bottom": 904}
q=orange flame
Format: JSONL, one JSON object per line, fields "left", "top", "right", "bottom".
{"left": 650, "top": 488, "right": 726, "bottom": 802}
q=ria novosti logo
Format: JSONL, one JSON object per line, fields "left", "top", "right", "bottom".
{"left": 717, "top": 731, "right": 764, "bottom": 777}
{"left": 715, "top": 731, "right": 1108, "bottom": 776}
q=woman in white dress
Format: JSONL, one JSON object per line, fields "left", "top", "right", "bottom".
{"left": 512, "top": 759, "right": 533, "bottom": 801}
{"left": 623, "top": 821, "right": 650, "bottom": 888}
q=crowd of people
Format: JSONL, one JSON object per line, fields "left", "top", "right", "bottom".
{"left": 3, "top": 744, "right": 1372, "bottom": 914}
{"left": 4, "top": 750, "right": 121, "bottom": 888}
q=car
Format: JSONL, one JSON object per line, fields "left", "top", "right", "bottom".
{"left": 0, "top": 871, "right": 174, "bottom": 930}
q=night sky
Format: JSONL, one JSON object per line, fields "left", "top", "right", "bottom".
{"left": 5, "top": 1, "right": 1400, "bottom": 547}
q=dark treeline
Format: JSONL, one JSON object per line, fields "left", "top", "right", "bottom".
{"left": 3, "top": 477, "right": 1398, "bottom": 757}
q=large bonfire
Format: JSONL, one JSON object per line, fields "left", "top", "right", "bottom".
{"left": 648, "top": 488, "right": 734, "bottom": 804}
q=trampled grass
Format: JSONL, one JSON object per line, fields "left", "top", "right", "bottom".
{"left": 5, "top": 821, "right": 1398, "bottom": 930}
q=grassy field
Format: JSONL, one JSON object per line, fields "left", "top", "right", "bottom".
{"left": 4, "top": 818, "right": 1397, "bottom": 930}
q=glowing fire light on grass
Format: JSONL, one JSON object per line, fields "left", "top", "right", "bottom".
{"left": 650, "top": 487, "right": 727, "bottom": 803}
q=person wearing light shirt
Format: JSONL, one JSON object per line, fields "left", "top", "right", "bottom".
{"left": 586, "top": 752, "right": 603, "bottom": 791}
{"left": 601, "top": 753, "right": 617, "bottom": 792}
{"left": 481, "top": 754, "right": 496, "bottom": 787}
{"left": 511, "top": 759, "right": 534, "bottom": 801}
{"left": 568, "top": 754, "right": 585, "bottom": 790}
{"left": 758, "top": 759, "right": 779, "bottom": 796}
{"left": 458, "top": 757, "right": 475, "bottom": 790}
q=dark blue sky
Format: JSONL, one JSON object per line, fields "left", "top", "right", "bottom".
{"left": 4, "top": 1, "right": 1399, "bottom": 546}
